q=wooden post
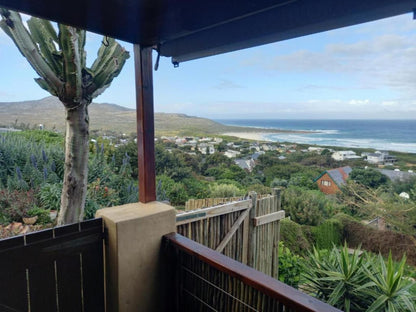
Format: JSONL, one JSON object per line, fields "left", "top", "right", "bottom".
{"left": 247, "top": 191, "right": 257, "bottom": 268}
{"left": 272, "top": 188, "right": 282, "bottom": 278}
{"left": 134, "top": 45, "right": 156, "bottom": 203}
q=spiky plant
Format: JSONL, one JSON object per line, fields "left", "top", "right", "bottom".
{"left": 302, "top": 244, "right": 374, "bottom": 312}
{"left": 0, "top": 9, "right": 129, "bottom": 224}
{"left": 364, "top": 253, "right": 416, "bottom": 312}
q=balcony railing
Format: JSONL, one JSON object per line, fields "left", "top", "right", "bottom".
{"left": 164, "top": 232, "right": 341, "bottom": 312}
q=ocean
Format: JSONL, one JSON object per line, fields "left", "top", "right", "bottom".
{"left": 216, "top": 119, "right": 416, "bottom": 154}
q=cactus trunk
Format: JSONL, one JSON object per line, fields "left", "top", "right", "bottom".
{"left": 57, "top": 102, "right": 89, "bottom": 225}
{"left": 1, "top": 9, "right": 129, "bottom": 224}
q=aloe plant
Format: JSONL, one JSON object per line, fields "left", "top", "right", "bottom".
{"left": 0, "top": 9, "right": 129, "bottom": 224}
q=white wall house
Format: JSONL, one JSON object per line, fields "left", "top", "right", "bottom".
{"left": 364, "top": 151, "right": 397, "bottom": 165}
{"left": 332, "top": 150, "right": 361, "bottom": 161}
{"left": 224, "top": 150, "right": 241, "bottom": 158}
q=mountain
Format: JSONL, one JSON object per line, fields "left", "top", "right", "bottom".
{"left": 0, "top": 97, "right": 231, "bottom": 135}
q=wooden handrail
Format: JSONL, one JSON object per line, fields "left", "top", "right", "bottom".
{"left": 164, "top": 232, "right": 341, "bottom": 312}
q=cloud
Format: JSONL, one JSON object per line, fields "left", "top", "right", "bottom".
{"left": 213, "top": 79, "right": 244, "bottom": 90}
{"left": 244, "top": 30, "right": 416, "bottom": 99}
{"left": 348, "top": 99, "right": 370, "bottom": 106}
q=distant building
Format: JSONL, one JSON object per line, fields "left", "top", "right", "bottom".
{"left": 224, "top": 150, "right": 241, "bottom": 158}
{"left": 234, "top": 159, "right": 255, "bottom": 172}
{"left": 314, "top": 166, "right": 352, "bottom": 195}
{"left": 364, "top": 151, "right": 397, "bottom": 165}
{"left": 198, "top": 143, "right": 215, "bottom": 155}
{"left": 332, "top": 151, "right": 361, "bottom": 161}
{"left": 251, "top": 151, "right": 265, "bottom": 160}
{"left": 376, "top": 169, "right": 416, "bottom": 183}
{"left": 308, "top": 146, "right": 325, "bottom": 153}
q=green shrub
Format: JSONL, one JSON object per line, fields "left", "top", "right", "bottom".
{"left": 38, "top": 183, "right": 62, "bottom": 210}
{"left": 84, "top": 198, "right": 101, "bottom": 219}
{"left": 26, "top": 207, "right": 52, "bottom": 224}
{"left": 209, "top": 183, "right": 243, "bottom": 198}
{"left": 0, "top": 189, "right": 37, "bottom": 222}
{"left": 279, "top": 218, "right": 311, "bottom": 255}
{"left": 282, "top": 186, "right": 341, "bottom": 226}
{"left": 278, "top": 241, "right": 303, "bottom": 289}
{"left": 312, "top": 218, "right": 342, "bottom": 249}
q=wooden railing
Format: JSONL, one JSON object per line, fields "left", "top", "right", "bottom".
{"left": 164, "top": 233, "right": 341, "bottom": 312}
{"left": 185, "top": 196, "right": 245, "bottom": 211}
{"left": 0, "top": 218, "right": 105, "bottom": 312}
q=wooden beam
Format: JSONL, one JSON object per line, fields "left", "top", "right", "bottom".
{"left": 134, "top": 45, "right": 156, "bottom": 203}
{"left": 253, "top": 211, "right": 285, "bottom": 227}
{"left": 176, "top": 200, "right": 251, "bottom": 225}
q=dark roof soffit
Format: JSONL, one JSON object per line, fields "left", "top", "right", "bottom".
{"left": 0, "top": 0, "right": 414, "bottom": 63}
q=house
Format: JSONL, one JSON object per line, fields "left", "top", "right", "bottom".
{"left": 308, "top": 146, "right": 325, "bottom": 153}
{"left": 364, "top": 151, "right": 397, "bottom": 165}
{"left": 198, "top": 143, "right": 215, "bottom": 155}
{"left": 377, "top": 169, "right": 416, "bottom": 183}
{"left": 235, "top": 158, "right": 256, "bottom": 172}
{"left": 315, "top": 166, "right": 352, "bottom": 194}
{"left": 251, "top": 151, "right": 265, "bottom": 160}
{"left": 224, "top": 150, "right": 241, "bottom": 158}
{"left": 332, "top": 150, "right": 361, "bottom": 161}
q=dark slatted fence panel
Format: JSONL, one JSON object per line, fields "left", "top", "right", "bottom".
{"left": 0, "top": 218, "right": 104, "bottom": 312}
{"left": 164, "top": 233, "right": 342, "bottom": 312}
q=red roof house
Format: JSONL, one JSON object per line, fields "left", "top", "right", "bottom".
{"left": 315, "top": 166, "right": 352, "bottom": 195}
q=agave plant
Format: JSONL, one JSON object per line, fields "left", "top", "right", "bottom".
{"left": 0, "top": 9, "right": 129, "bottom": 224}
{"left": 302, "top": 244, "right": 374, "bottom": 312}
{"left": 364, "top": 253, "right": 416, "bottom": 312}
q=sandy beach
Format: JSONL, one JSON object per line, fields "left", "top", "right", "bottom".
{"left": 222, "top": 132, "right": 273, "bottom": 141}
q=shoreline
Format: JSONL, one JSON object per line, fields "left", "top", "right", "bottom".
{"left": 222, "top": 132, "right": 273, "bottom": 141}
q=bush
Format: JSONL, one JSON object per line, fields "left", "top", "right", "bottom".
{"left": 209, "top": 183, "right": 243, "bottom": 198}
{"left": 282, "top": 186, "right": 341, "bottom": 226}
{"left": 26, "top": 207, "right": 52, "bottom": 224}
{"left": 312, "top": 218, "right": 342, "bottom": 249}
{"left": 84, "top": 198, "right": 101, "bottom": 219}
{"left": 278, "top": 241, "right": 303, "bottom": 289}
{"left": 0, "top": 189, "right": 37, "bottom": 222}
{"left": 38, "top": 183, "right": 62, "bottom": 210}
{"left": 279, "top": 219, "right": 311, "bottom": 255}
{"left": 349, "top": 168, "right": 389, "bottom": 189}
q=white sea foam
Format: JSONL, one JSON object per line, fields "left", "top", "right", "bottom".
{"left": 264, "top": 133, "right": 416, "bottom": 153}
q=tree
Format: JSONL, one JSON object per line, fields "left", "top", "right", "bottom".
{"left": 349, "top": 168, "right": 388, "bottom": 189}
{"left": 0, "top": 10, "right": 129, "bottom": 224}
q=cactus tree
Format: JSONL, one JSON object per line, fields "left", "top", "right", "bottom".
{"left": 0, "top": 9, "right": 130, "bottom": 225}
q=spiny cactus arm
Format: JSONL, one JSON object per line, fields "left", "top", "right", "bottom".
{"left": 78, "top": 29, "right": 86, "bottom": 70}
{"left": 88, "top": 38, "right": 130, "bottom": 99}
{"left": 0, "top": 9, "right": 63, "bottom": 95}
{"left": 58, "top": 24, "right": 83, "bottom": 104}
{"left": 27, "top": 18, "right": 62, "bottom": 75}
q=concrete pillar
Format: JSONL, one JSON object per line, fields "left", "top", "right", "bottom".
{"left": 96, "top": 202, "right": 176, "bottom": 312}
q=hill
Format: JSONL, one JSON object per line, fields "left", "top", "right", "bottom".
{"left": 0, "top": 97, "right": 232, "bottom": 135}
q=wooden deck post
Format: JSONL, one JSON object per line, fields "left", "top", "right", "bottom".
{"left": 134, "top": 45, "right": 156, "bottom": 203}
{"left": 247, "top": 191, "right": 257, "bottom": 268}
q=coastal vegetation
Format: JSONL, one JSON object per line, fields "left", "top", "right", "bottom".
{"left": 0, "top": 127, "right": 415, "bottom": 310}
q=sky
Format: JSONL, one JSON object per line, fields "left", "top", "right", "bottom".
{"left": 0, "top": 13, "right": 415, "bottom": 119}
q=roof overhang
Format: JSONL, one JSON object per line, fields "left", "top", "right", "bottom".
{"left": 0, "top": 0, "right": 415, "bottom": 63}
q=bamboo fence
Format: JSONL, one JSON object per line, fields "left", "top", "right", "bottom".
{"left": 176, "top": 189, "right": 284, "bottom": 278}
